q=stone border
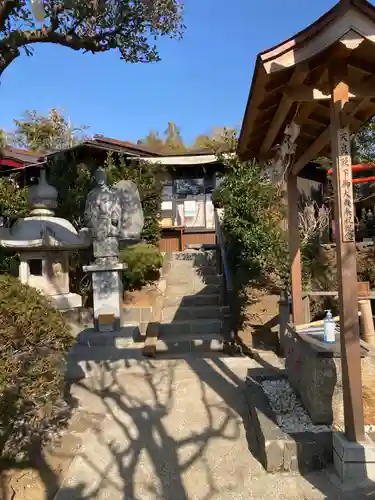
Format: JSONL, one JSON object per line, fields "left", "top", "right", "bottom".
{"left": 243, "top": 369, "right": 333, "bottom": 473}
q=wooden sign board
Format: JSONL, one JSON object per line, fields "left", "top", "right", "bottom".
{"left": 357, "top": 281, "right": 371, "bottom": 298}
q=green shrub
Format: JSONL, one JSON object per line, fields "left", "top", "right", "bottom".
{"left": 120, "top": 243, "right": 163, "bottom": 289}
{"left": 0, "top": 275, "right": 73, "bottom": 462}
{"left": 213, "top": 155, "right": 288, "bottom": 287}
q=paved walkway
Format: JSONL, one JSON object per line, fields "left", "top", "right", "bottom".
{"left": 56, "top": 356, "right": 366, "bottom": 500}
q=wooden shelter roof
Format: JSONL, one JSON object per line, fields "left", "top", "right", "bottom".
{"left": 238, "top": 0, "right": 375, "bottom": 176}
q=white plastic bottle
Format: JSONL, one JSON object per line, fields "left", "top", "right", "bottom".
{"left": 323, "top": 309, "right": 335, "bottom": 343}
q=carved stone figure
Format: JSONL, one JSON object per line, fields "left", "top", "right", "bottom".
{"left": 115, "top": 179, "right": 144, "bottom": 244}
{"left": 84, "top": 167, "right": 122, "bottom": 263}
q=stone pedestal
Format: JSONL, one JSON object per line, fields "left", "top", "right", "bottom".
{"left": 333, "top": 432, "right": 375, "bottom": 483}
{"left": 83, "top": 262, "right": 126, "bottom": 333}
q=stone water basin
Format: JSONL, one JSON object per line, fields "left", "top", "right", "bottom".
{"left": 284, "top": 323, "right": 372, "bottom": 428}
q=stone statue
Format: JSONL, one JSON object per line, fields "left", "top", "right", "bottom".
{"left": 115, "top": 179, "right": 144, "bottom": 244}
{"left": 84, "top": 167, "right": 122, "bottom": 264}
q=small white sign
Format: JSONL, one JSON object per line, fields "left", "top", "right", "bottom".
{"left": 162, "top": 201, "right": 173, "bottom": 210}
{"left": 184, "top": 200, "right": 196, "bottom": 216}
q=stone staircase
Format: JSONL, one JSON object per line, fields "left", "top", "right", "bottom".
{"left": 154, "top": 249, "right": 230, "bottom": 355}
{"left": 66, "top": 249, "right": 233, "bottom": 381}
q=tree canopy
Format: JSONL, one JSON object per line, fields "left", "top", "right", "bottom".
{"left": 138, "top": 122, "right": 237, "bottom": 153}
{"left": 0, "top": 0, "right": 184, "bottom": 76}
{"left": 12, "top": 108, "right": 88, "bottom": 152}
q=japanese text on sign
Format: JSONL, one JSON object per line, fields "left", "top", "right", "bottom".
{"left": 337, "top": 127, "right": 355, "bottom": 242}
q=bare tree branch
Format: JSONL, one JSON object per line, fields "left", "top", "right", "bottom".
{"left": 0, "top": 0, "right": 17, "bottom": 30}
{"left": 298, "top": 201, "right": 330, "bottom": 245}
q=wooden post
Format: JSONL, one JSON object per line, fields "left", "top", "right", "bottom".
{"left": 329, "top": 61, "right": 365, "bottom": 442}
{"left": 278, "top": 289, "right": 290, "bottom": 356}
{"left": 287, "top": 173, "right": 304, "bottom": 325}
{"left": 302, "top": 294, "right": 311, "bottom": 324}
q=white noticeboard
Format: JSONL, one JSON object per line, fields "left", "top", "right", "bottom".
{"left": 184, "top": 200, "right": 196, "bottom": 217}
{"left": 161, "top": 201, "right": 173, "bottom": 210}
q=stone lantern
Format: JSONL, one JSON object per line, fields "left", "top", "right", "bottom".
{"left": 0, "top": 169, "right": 90, "bottom": 310}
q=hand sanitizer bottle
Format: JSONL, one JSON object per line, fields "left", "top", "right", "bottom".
{"left": 323, "top": 309, "right": 335, "bottom": 343}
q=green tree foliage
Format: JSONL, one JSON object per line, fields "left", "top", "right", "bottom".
{"left": 12, "top": 108, "right": 88, "bottom": 152}
{"left": 352, "top": 117, "right": 375, "bottom": 163}
{"left": 212, "top": 151, "right": 288, "bottom": 285}
{"left": 0, "top": 1, "right": 184, "bottom": 77}
{"left": 137, "top": 129, "right": 166, "bottom": 153}
{"left": 0, "top": 129, "right": 7, "bottom": 149}
{"left": 164, "top": 121, "right": 185, "bottom": 153}
{"left": 0, "top": 177, "right": 28, "bottom": 218}
{"left": 194, "top": 126, "right": 237, "bottom": 150}
{"left": 138, "top": 122, "right": 236, "bottom": 153}
{"left": 138, "top": 121, "right": 188, "bottom": 154}
{"left": 120, "top": 243, "right": 163, "bottom": 289}
{"left": 0, "top": 274, "right": 73, "bottom": 463}
{"left": 0, "top": 178, "right": 29, "bottom": 276}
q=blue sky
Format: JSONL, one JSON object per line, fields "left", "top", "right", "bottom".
{"left": 0, "top": 0, "right": 368, "bottom": 146}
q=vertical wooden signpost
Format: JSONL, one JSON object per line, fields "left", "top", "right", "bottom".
{"left": 330, "top": 62, "right": 365, "bottom": 442}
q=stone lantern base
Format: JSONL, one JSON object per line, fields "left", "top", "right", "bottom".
{"left": 19, "top": 250, "right": 82, "bottom": 311}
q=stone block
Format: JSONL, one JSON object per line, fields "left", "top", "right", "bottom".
{"left": 159, "top": 319, "right": 223, "bottom": 337}
{"left": 83, "top": 263, "right": 124, "bottom": 333}
{"left": 122, "top": 307, "right": 141, "bottom": 323}
{"left": 163, "top": 294, "right": 220, "bottom": 308}
{"left": 76, "top": 326, "right": 136, "bottom": 347}
{"left": 243, "top": 372, "right": 333, "bottom": 474}
{"left": 50, "top": 292, "right": 82, "bottom": 311}
{"left": 284, "top": 324, "right": 345, "bottom": 426}
{"left": 333, "top": 432, "right": 375, "bottom": 483}
{"left": 161, "top": 305, "right": 223, "bottom": 322}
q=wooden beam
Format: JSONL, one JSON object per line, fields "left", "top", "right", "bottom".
{"left": 329, "top": 59, "right": 365, "bottom": 443}
{"left": 238, "top": 64, "right": 268, "bottom": 157}
{"left": 260, "top": 66, "right": 309, "bottom": 155}
{"left": 284, "top": 83, "right": 357, "bottom": 101}
{"left": 286, "top": 79, "right": 375, "bottom": 102}
{"left": 287, "top": 173, "right": 303, "bottom": 325}
{"left": 292, "top": 96, "right": 375, "bottom": 174}
{"left": 292, "top": 129, "right": 330, "bottom": 174}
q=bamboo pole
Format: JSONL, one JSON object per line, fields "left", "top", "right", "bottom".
{"left": 295, "top": 311, "right": 362, "bottom": 331}
{"left": 358, "top": 299, "right": 375, "bottom": 346}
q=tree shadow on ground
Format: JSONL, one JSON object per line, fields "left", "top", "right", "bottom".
{"left": 55, "top": 355, "right": 243, "bottom": 500}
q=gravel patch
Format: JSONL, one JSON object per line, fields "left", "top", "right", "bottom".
{"left": 261, "top": 378, "right": 331, "bottom": 434}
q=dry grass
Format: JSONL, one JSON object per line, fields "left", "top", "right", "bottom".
{"left": 362, "top": 361, "right": 375, "bottom": 425}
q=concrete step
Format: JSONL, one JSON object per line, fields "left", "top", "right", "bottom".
{"left": 66, "top": 344, "right": 145, "bottom": 381}
{"left": 73, "top": 326, "right": 140, "bottom": 347}
{"left": 166, "top": 283, "right": 220, "bottom": 296}
{"left": 161, "top": 305, "right": 227, "bottom": 322}
{"left": 170, "top": 259, "right": 218, "bottom": 272}
{"left": 159, "top": 318, "right": 225, "bottom": 337}
{"left": 172, "top": 251, "right": 217, "bottom": 268}
{"left": 166, "top": 273, "right": 221, "bottom": 287}
{"left": 163, "top": 293, "right": 221, "bottom": 308}
{"left": 156, "top": 333, "right": 224, "bottom": 354}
